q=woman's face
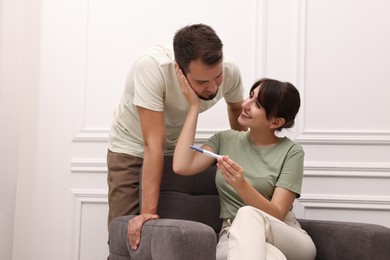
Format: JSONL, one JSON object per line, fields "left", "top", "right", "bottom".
{"left": 238, "top": 86, "right": 270, "bottom": 129}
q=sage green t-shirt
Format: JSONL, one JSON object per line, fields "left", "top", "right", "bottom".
{"left": 205, "top": 130, "right": 304, "bottom": 220}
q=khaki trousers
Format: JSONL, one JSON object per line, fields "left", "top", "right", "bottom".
{"left": 216, "top": 206, "right": 316, "bottom": 260}
{"left": 106, "top": 150, "right": 143, "bottom": 228}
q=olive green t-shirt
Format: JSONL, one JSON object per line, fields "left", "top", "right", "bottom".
{"left": 205, "top": 130, "right": 304, "bottom": 220}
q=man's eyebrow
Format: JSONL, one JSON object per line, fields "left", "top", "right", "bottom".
{"left": 196, "top": 79, "right": 208, "bottom": 83}
{"left": 195, "top": 71, "right": 223, "bottom": 83}
{"left": 215, "top": 71, "right": 223, "bottom": 78}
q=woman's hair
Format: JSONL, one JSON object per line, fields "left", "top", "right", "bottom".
{"left": 173, "top": 24, "right": 223, "bottom": 74}
{"left": 250, "top": 78, "right": 301, "bottom": 131}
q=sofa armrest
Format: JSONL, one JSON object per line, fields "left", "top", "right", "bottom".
{"left": 109, "top": 215, "right": 217, "bottom": 260}
{"left": 298, "top": 219, "right": 390, "bottom": 260}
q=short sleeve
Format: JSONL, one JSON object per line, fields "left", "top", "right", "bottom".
{"left": 133, "top": 56, "right": 165, "bottom": 111}
{"left": 222, "top": 62, "right": 245, "bottom": 103}
{"left": 275, "top": 144, "right": 305, "bottom": 198}
{"left": 205, "top": 131, "right": 223, "bottom": 154}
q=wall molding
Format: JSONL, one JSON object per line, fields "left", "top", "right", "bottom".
{"left": 298, "top": 194, "right": 390, "bottom": 211}
{"left": 70, "top": 156, "right": 390, "bottom": 177}
{"left": 304, "top": 162, "right": 390, "bottom": 178}
{"left": 71, "top": 128, "right": 390, "bottom": 145}
{"left": 71, "top": 158, "right": 107, "bottom": 174}
{"left": 72, "top": 0, "right": 92, "bottom": 144}
{"left": 72, "top": 129, "right": 219, "bottom": 143}
{"left": 72, "top": 128, "right": 109, "bottom": 143}
{"left": 296, "top": 131, "right": 390, "bottom": 145}
{"left": 70, "top": 189, "right": 108, "bottom": 260}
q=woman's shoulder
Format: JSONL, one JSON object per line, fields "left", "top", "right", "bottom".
{"left": 279, "top": 137, "right": 304, "bottom": 152}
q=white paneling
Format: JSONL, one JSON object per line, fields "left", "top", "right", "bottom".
{"left": 0, "top": 0, "right": 24, "bottom": 259}
{"left": 265, "top": 0, "right": 295, "bottom": 81}
{"left": 72, "top": 0, "right": 261, "bottom": 143}
{"left": 298, "top": 194, "right": 390, "bottom": 227}
{"left": 297, "top": 161, "right": 390, "bottom": 227}
{"left": 71, "top": 189, "right": 108, "bottom": 260}
{"left": 71, "top": 158, "right": 107, "bottom": 174}
{"left": 297, "top": 131, "right": 390, "bottom": 145}
{"left": 302, "top": 144, "right": 390, "bottom": 167}
{"left": 70, "top": 158, "right": 108, "bottom": 191}
{"left": 293, "top": 0, "right": 390, "bottom": 144}
{"left": 73, "top": 128, "right": 109, "bottom": 143}
{"left": 304, "top": 0, "right": 390, "bottom": 131}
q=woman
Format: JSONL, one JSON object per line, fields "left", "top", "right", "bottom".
{"left": 173, "top": 67, "right": 316, "bottom": 260}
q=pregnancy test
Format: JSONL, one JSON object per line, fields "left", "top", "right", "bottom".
{"left": 190, "top": 145, "right": 222, "bottom": 159}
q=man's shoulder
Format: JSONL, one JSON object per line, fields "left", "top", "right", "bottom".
{"left": 222, "top": 59, "right": 241, "bottom": 80}
{"left": 222, "top": 59, "right": 239, "bottom": 70}
{"left": 138, "top": 44, "right": 174, "bottom": 64}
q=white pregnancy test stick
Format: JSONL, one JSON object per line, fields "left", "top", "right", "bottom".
{"left": 190, "top": 145, "right": 222, "bottom": 159}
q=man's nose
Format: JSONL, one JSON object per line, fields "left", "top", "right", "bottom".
{"left": 208, "top": 80, "right": 218, "bottom": 92}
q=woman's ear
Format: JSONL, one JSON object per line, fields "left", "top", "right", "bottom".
{"left": 270, "top": 118, "right": 285, "bottom": 129}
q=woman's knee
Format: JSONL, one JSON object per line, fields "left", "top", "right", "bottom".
{"left": 236, "top": 206, "right": 266, "bottom": 220}
{"left": 236, "top": 205, "right": 257, "bottom": 216}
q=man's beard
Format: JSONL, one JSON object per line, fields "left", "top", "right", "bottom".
{"left": 198, "top": 88, "right": 218, "bottom": 101}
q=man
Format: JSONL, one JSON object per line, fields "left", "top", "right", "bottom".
{"left": 107, "top": 23, "right": 247, "bottom": 250}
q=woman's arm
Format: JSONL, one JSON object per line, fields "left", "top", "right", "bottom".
{"left": 172, "top": 66, "right": 216, "bottom": 175}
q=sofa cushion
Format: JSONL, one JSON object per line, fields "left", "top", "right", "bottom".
{"left": 109, "top": 215, "right": 217, "bottom": 260}
{"left": 141, "top": 155, "right": 222, "bottom": 233}
{"left": 299, "top": 218, "right": 390, "bottom": 260}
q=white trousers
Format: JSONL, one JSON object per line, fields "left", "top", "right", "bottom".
{"left": 216, "top": 206, "right": 316, "bottom": 260}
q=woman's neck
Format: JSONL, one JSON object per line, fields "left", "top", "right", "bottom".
{"left": 248, "top": 130, "right": 280, "bottom": 147}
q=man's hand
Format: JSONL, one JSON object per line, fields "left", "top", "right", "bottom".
{"left": 128, "top": 213, "right": 159, "bottom": 251}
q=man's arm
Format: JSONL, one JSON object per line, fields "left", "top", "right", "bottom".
{"left": 128, "top": 106, "right": 165, "bottom": 251}
{"left": 227, "top": 100, "right": 247, "bottom": 131}
{"left": 138, "top": 106, "right": 165, "bottom": 214}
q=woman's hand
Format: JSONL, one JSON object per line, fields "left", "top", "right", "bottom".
{"left": 217, "top": 156, "right": 246, "bottom": 188}
{"left": 175, "top": 65, "right": 200, "bottom": 107}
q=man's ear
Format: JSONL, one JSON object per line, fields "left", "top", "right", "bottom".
{"left": 270, "top": 118, "right": 285, "bottom": 129}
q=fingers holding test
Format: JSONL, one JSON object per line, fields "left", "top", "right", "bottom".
{"left": 217, "top": 156, "right": 244, "bottom": 185}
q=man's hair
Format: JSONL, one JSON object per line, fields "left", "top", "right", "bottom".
{"left": 173, "top": 24, "right": 223, "bottom": 74}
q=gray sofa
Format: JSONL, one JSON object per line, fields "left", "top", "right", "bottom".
{"left": 109, "top": 155, "right": 390, "bottom": 260}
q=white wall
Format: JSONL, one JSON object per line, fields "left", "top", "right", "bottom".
{"left": 1, "top": 0, "right": 390, "bottom": 259}
{"left": 0, "top": 0, "right": 28, "bottom": 259}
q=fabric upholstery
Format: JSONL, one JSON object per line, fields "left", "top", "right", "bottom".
{"left": 109, "top": 215, "right": 216, "bottom": 260}
{"left": 109, "top": 155, "right": 390, "bottom": 260}
{"left": 299, "top": 219, "right": 390, "bottom": 260}
{"left": 155, "top": 155, "right": 221, "bottom": 233}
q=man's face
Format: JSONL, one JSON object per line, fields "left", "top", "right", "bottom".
{"left": 184, "top": 59, "right": 224, "bottom": 101}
